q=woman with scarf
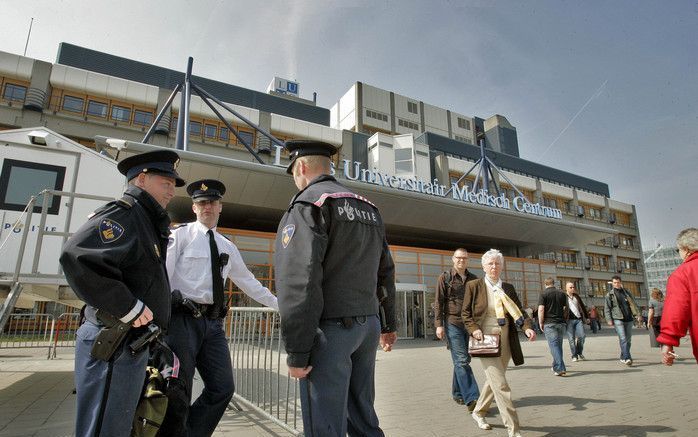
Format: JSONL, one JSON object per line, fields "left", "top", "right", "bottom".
{"left": 462, "top": 249, "right": 536, "bottom": 437}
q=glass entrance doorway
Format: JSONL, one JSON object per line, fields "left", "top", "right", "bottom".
{"left": 395, "top": 283, "right": 427, "bottom": 339}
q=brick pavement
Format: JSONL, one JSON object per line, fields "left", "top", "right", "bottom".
{"left": 0, "top": 329, "right": 695, "bottom": 436}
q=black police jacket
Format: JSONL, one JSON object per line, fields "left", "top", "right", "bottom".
{"left": 273, "top": 174, "right": 396, "bottom": 368}
{"left": 60, "top": 185, "right": 172, "bottom": 328}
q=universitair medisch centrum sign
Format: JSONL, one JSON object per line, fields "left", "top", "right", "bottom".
{"left": 339, "top": 160, "right": 563, "bottom": 220}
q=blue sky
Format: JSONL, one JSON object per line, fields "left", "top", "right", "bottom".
{"left": 2, "top": 0, "right": 696, "bottom": 249}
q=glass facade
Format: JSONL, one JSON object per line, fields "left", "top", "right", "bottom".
{"left": 217, "top": 227, "right": 556, "bottom": 337}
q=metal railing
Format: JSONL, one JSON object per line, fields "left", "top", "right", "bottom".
{"left": 227, "top": 307, "right": 302, "bottom": 436}
{"left": 49, "top": 312, "right": 81, "bottom": 358}
{"left": 0, "top": 313, "right": 56, "bottom": 357}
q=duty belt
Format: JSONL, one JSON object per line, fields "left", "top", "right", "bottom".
{"left": 175, "top": 300, "right": 225, "bottom": 319}
{"left": 322, "top": 315, "right": 369, "bottom": 329}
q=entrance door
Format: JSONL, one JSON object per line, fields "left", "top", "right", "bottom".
{"left": 395, "top": 283, "right": 427, "bottom": 339}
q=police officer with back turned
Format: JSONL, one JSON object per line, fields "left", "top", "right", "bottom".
{"left": 165, "top": 179, "right": 278, "bottom": 437}
{"left": 60, "top": 150, "right": 184, "bottom": 437}
{"left": 274, "top": 140, "right": 397, "bottom": 437}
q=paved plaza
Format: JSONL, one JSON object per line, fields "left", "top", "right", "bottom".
{"left": 0, "top": 329, "right": 695, "bottom": 437}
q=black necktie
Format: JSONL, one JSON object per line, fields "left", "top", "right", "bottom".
{"left": 207, "top": 229, "right": 224, "bottom": 312}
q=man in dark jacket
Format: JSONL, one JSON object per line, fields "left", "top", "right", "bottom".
{"left": 434, "top": 248, "right": 479, "bottom": 409}
{"left": 274, "top": 140, "right": 397, "bottom": 437}
{"left": 60, "top": 150, "right": 184, "bottom": 437}
{"left": 564, "top": 282, "right": 589, "bottom": 361}
{"left": 604, "top": 275, "right": 641, "bottom": 366}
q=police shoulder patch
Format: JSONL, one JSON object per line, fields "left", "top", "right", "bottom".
{"left": 99, "top": 218, "right": 125, "bottom": 243}
{"left": 281, "top": 224, "right": 296, "bottom": 248}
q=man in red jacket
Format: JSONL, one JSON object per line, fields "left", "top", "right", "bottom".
{"left": 657, "top": 228, "right": 698, "bottom": 364}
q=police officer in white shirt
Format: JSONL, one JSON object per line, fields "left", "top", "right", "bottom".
{"left": 165, "top": 179, "right": 278, "bottom": 437}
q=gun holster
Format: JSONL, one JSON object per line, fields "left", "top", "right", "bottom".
{"left": 91, "top": 310, "right": 131, "bottom": 362}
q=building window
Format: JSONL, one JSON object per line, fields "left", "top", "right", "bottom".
{"left": 111, "top": 105, "right": 131, "bottom": 122}
{"left": 366, "top": 109, "right": 388, "bottom": 122}
{"left": 3, "top": 83, "right": 27, "bottom": 102}
{"left": 133, "top": 110, "right": 153, "bottom": 126}
{"left": 407, "top": 101, "right": 418, "bottom": 114}
{"left": 204, "top": 124, "right": 217, "bottom": 139}
{"left": 395, "top": 148, "right": 413, "bottom": 173}
{"left": 398, "top": 118, "right": 419, "bottom": 130}
{"left": 189, "top": 121, "right": 202, "bottom": 136}
{"left": 457, "top": 117, "right": 471, "bottom": 130}
{"left": 86, "top": 100, "right": 108, "bottom": 118}
{"left": 62, "top": 95, "right": 84, "bottom": 113}
{"left": 219, "top": 127, "right": 229, "bottom": 142}
{"left": 0, "top": 159, "right": 66, "bottom": 215}
{"left": 236, "top": 130, "right": 254, "bottom": 147}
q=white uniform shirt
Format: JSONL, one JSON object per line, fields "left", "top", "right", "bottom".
{"left": 167, "top": 221, "right": 278, "bottom": 310}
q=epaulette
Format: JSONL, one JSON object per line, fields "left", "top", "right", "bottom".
{"left": 221, "top": 233, "right": 231, "bottom": 241}
{"left": 171, "top": 223, "right": 188, "bottom": 230}
{"left": 116, "top": 195, "right": 135, "bottom": 209}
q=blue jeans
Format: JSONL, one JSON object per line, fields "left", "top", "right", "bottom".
{"left": 613, "top": 320, "right": 634, "bottom": 360}
{"left": 566, "top": 319, "right": 586, "bottom": 358}
{"left": 544, "top": 323, "right": 566, "bottom": 372}
{"left": 445, "top": 323, "right": 480, "bottom": 405}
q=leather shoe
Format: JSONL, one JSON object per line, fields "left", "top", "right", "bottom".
{"left": 453, "top": 397, "right": 465, "bottom": 405}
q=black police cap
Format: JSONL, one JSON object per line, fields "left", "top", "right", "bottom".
{"left": 285, "top": 140, "right": 338, "bottom": 174}
{"left": 186, "top": 179, "right": 226, "bottom": 201}
{"left": 117, "top": 150, "right": 185, "bottom": 187}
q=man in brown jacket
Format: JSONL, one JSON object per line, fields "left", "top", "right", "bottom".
{"left": 434, "top": 248, "right": 480, "bottom": 409}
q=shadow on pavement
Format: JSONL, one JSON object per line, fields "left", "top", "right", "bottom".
{"left": 516, "top": 395, "right": 614, "bottom": 411}
{"left": 523, "top": 424, "right": 675, "bottom": 436}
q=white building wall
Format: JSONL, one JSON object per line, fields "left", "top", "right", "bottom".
{"left": 450, "top": 111, "right": 474, "bottom": 143}
{"left": 608, "top": 199, "right": 634, "bottom": 214}
{"left": 577, "top": 190, "right": 606, "bottom": 207}
{"left": 50, "top": 64, "right": 159, "bottom": 107}
{"left": 271, "top": 114, "right": 342, "bottom": 145}
{"left": 0, "top": 51, "right": 34, "bottom": 80}
{"left": 422, "top": 103, "right": 449, "bottom": 137}
{"left": 541, "top": 180, "right": 574, "bottom": 199}
{"left": 361, "top": 84, "right": 391, "bottom": 132}
{"left": 393, "top": 93, "right": 421, "bottom": 135}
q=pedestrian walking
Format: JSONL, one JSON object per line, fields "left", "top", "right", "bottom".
{"left": 462, "top": 249, "right": 536, "bottom": 437}
{"left": 658, "top": 228, "right": 698, "bottom": 365}
{"left": 434, "top": 248, "right": 480, "bottom": 409}
{"left": 538, "top": 277, "right": 568, "bottom": 376}
{"left": 604, "top": 275, "right": 642, "bottom": 366}
{"left": 564, "top": 282, "right": 589, "bottom": 361}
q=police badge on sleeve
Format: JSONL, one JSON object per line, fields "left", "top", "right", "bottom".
{"left": 99, "top": 219, "right": 125, "bottom": 243}
{"left": 281, "top": 224, "right": 295, "bottom": 248}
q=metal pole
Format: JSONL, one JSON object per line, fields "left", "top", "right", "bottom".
{"left": 142, "top": 83, "right": 183, "bottom": 143}
{"left": 192, "top": 83, "right": 286, "bottom": 149}
{"left": 32, "top": 191, "right": 51, "bottom": 274}
{"left": 182, "top": 57, "right": 193, "bottom": 151}
{"left": 195, "top": 88, "right": 265, "bottom": 164}
{"left": 23, "top": 18, "right": 33, "bottom": 56}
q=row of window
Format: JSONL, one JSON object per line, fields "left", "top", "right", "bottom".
{"left": 366, "top": 109, "right": 388, "bottom": 122}
{"left": 453, "top": 134, "right": 473, "bottom": 144}
{"left": 50, "top": 90, "right": 155, "bottom": 127}
{"left": 457, "top": 117, "right": 471, "bottom": 130}
{"left": 2, "top": 82, "right": 27, "bottom": 103}
{"left": 397, "top": 118, "right": 419, "bottom": 130}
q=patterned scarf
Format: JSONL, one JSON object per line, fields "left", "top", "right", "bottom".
{"left": 486, "top": 277, "right": 525, "bottom": 327}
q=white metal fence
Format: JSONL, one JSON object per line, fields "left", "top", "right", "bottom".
{"left": 0, "top": 312, "right": 80, "bottom": 359}
{"left": 228, "top": 307, "right": 303, "bottom": 436}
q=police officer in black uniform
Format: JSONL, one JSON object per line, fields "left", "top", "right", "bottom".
{"left": 274, "top": 140, "right": 397, "bottom": 437}
{"left": 60, "top": 150, "right": 184, "bottom": 437}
